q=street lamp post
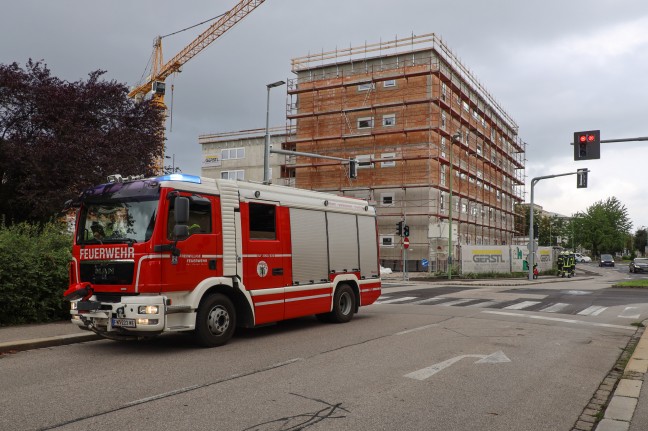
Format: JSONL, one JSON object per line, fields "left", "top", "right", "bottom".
{"left": 264, "top": 80, "right": 286, "bottom": 184}
{"left": 448, "top": 131, "right": 462, "bottom": 280}
{"left": 165, "top": 154, "right": 175, "bottom": 173}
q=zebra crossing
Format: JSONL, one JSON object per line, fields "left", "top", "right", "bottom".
{"left": 375, "top": 294, "right": 617, "bottom": 317}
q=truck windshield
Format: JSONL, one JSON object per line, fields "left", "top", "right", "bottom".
{"left": 77, "top": 199, "right": 158, "bottom": 245}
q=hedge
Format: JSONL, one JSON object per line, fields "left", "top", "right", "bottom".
{"left": 0, "top": 222, "right": 72, "bottom": 325}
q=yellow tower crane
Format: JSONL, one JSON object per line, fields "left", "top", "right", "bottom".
{"left": 128, "top": 0, "right": 267, "bottom": 108}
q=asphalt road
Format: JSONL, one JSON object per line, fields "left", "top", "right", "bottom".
{"left": 1, "top": 272, "right": 646, "bottom": 431}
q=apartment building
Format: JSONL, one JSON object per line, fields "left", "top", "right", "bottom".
{"left": 285, "top": 34, "right": 526, "bottom": 271}
{"left": 199, "top": 127, "right": 294, "bottom": 186}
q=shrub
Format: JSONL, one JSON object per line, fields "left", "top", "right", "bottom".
{"left": 0, "top": 222, "right": 72, "bottom": 325}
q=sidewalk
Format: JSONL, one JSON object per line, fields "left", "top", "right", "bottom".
{"left": 0, "top": 320, "right": 99, "bottom": 353}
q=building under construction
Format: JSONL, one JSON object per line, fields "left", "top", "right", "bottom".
{"left": 284, "top": 34, "right": 526, "bottom": 271}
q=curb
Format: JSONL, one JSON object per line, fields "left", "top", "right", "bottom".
{"left": 594, "top": 322, "right": 648, "bottom": 431}
{"left": 0, "top": 333, "right": 101, "bottom": 354}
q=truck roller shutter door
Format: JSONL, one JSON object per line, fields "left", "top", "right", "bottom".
{"left": 358, "top": 216, "right": 379, "bottom": 279}
{"left": 290, "top": 208, "right": 328, "bottom": 285}
{"left": 327, "top": 212, "right": 359, "bottom": 274}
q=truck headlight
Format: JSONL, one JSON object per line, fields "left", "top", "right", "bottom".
{"left": 138, "top": 305, "right": 159, "bottom": 315}
{"left": 70, "top": 302, "right": 78, "bottom": 310}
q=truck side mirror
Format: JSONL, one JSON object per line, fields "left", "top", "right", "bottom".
{"left": 174, "top": 196, "right": 190, "bottom": 225}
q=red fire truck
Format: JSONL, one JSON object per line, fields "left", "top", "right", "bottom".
{"left": 64, "top": 174, "right": 381, "bottom": 347}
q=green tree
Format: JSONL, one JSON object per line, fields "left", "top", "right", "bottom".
{"left": 0, "top": 60, "right": 165, "bottom": 225}
{"left": 578, "top": 197, "right": 632, "bottom": 257}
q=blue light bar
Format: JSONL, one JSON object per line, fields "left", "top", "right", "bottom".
{"left": 155, "top": 174, "right": 202, "bottom": 184}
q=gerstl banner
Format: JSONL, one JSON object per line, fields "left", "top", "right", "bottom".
{"left": 461, "top": 246, "right": 510, "bottom": 273}
{"left": 510, "top": 245, "right": 553, "bottom": 273}
{"left": 461, "top": 245, "right": 553, "bottom": 274}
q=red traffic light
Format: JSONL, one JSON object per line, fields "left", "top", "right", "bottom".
{"left": 577, "top": 134, "right": 596, "bottom": 143}
{"left": 573, "top": 130, "right": 600, "bottom": 161}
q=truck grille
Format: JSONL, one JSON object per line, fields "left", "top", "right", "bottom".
{"left": 80, "top": 261, "right": 135, "bottom": 285}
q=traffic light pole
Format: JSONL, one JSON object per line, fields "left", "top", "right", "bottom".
{"left": 403, "top": 215, "right": 408, "bottom": 282}
{"left": 528, "top": 171, "right": 579, "bottom": 281}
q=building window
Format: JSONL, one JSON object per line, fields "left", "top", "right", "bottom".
{"left": 441, "top": 82, "right": 447, "bottom": 101}
{"left": 382, "top": 114, "right": 396, "bottom": 127}
{"left": 358, "top": 83, "right": 374, "bottom": 92}
{"left": 383, "top": 79, "right": 396, "bottom": 88}
{"left": 221, "top": 170, "right": 244, "bottom": 181}
{"left": 381, "top": 152, "right": 396, "bottom": 167}
{"left": 440, "top": 165, "right": 447, "bottom": 186}
{"left": 380, "top": 235, "right": 395, "bottom": 248}
{"left": 357, "top": 117, "right": 374, "bottom": 129}
{"left": 221, "top": 147, "right": 245, "bottom": 160}
{"left": 356, "top": 154, "right": 374, "bottom": 169}
{"left": 381, "top": 193, "right": 395, "bottom": 206}
{"left": 440, "top": 192, "right": 445, "bottom": 210}
{"left": 441, "top": 137, "right": 446, "bottom": 158}
{"left": 441, "top": 113, "right": 447, "bottom": 130}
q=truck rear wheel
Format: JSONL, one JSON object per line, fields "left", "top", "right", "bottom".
{"left": 325, "top": 284, "right": 356, "bottom": 324}
{"left": 194, "top": 294, "right": 236, "bottom": 347}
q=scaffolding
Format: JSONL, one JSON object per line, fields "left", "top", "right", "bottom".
{"left": 285, "top": 33, "right": 526, "bottom": 268}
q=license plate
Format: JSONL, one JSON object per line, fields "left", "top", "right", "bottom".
{"left": 112, "top": 318, "right": 136, "bottom": 328}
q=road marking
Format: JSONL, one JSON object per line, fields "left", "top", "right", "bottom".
{"left": 540, "top": 303, "right": 570, "bottom": 313}
{"left": 404, "top": 351, "right": 510, "bottom": 381}
{"left": 618, "top": 307, "right": 641, "bottom": 319}
{"left": 468, "top": 300, "right": 501, "bottom": 308}
{"left": 409, "top": 297, "right": 445, "bottom": 305}
{"left": 375, "top": 296, "right": 417, "bottom": 304}
{"left": 396, "top": 323, "right": 439, "bottom": 335}
{"left": 563, "top": 290, "right": 592, "bottom": 295}
{"left": 483, "top": 310, "right": 635, "bottom": 330}
{"left": 439, "top": 298, "right": 475, "bottom": 307}
{"left": 504, "top": 301, "right": 540, "bottom": 310}
{"left": 578, "top": 306, "right": 607, "bottom": 316}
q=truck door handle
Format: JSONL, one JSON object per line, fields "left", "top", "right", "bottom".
{"left": 272, "top": 268, "right": 284, "bottom": 276}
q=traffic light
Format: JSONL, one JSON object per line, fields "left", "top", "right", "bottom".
{"left": 348, "top": 159, "right": 357, "bottom": 179}
{"left": 577, "top": 168, "right": 588, "bottom": 188}
{"left": 396, "top": 221, "right": 404, "bottom": 236}
{"left": 403, "top": 225, "right": 410, "bottom": 237}
{"left": 573, "top": 130, "right": 600, "bottom": 161}
{"left": 533, "top": 224, "right": 539, "bottom": 239}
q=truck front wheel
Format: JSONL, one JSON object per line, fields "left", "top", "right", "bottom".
{"left": 194, "top": 294, "right": 236, "bottom": 347}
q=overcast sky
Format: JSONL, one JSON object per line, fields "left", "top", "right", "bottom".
{"left": 2, "top": 0, "right": 647, "bottom": 231}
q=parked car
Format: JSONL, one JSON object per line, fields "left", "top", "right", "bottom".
{"left": 629, "top": 258, "right": 648, "bottom": 273}
{"left": 599, "top": 254, "right": 615, "bottom": 267}
{"left": 575, "top": 253, "right": 592, "bottom": 263}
